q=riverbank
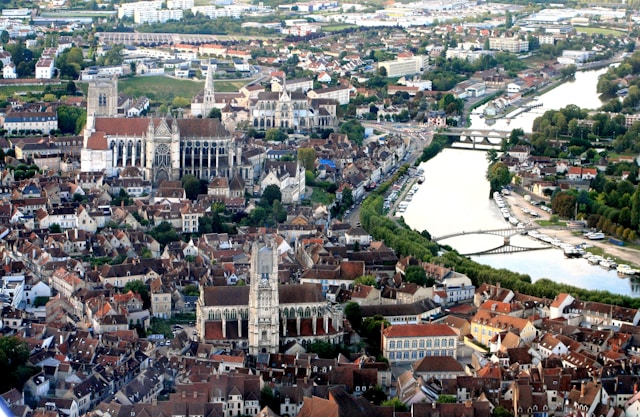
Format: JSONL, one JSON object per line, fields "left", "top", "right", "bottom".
{"left": 502, "top": 189, "right": 640, "bottom": 269}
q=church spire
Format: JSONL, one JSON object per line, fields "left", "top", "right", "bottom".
{"left": 203, "top": 60, "right": 216, "bottom": 116}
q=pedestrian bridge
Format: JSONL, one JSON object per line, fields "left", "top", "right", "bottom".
{"left": 433, "top": 227, "right": 552, "bottom": 256}
{"left": 432, "top": 227, "right": 538, "bottom": 242}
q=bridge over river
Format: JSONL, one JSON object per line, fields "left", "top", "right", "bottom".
{"left": 440, "top": 128, "right": 511, "bottom": 149}
{"left": 432, "top": 226, "right": 554, "bottom": 256}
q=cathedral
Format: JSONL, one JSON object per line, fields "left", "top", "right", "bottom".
{"left": 81, "top": 77, "right": 250, "bottom": 185}
{"left": 196, "top": 240, "right": 344, "bottom": 353}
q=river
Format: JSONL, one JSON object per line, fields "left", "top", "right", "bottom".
{"left": 469, "top": 68, "right": 609, "bottom": 133}
{"left": 404, "top": 149, "right": 637, "bottom": 296}
{"left": 402, "top": 67, "right": 639, "bottom": 296}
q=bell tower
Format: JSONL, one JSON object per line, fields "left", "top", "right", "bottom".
{"left": 85, "top": 76, "right": 118, "bottom": 145}
{"left": 248, "top": 240, "right": 280, "bottom": 355}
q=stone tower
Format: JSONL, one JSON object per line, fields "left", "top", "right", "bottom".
{"left": 202, "top": 60, "right": 216, "bottom": 118}
{"left": 87, "top": 77, "right": 118, "bottom": 118}
{"left": 248, "top": 240, "right": 280, "bottom": 355}
{"left": 84, "top": 77, "right": 118, "bottom": 146}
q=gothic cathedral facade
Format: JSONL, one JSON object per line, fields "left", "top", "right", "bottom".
{"left": 81, "top": 77, "right": 248, "bottom": 186}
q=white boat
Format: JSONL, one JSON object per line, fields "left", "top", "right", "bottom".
{"left": 587, "top": 255, "right": 604, "bottom": 265}
{"left": 600, "top": 258, "right": 617, "bottom": 269}
{"left": 617, "top": 264, "right": 639, "bottom": 275}
{"left": 587, "top": 232, "right": 605, "bottom": 240}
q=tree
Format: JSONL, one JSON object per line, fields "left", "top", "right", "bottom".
{"left": 49, "top": 223, "right": 62, "bottom": 233}
{"left": 342, "top": 187, "right": 354, "bottom": 207}
{"left": 183, "top": 284, "right": 199, "bottom": 296}
{"left": 355, "top": 275, "right": 377, "bottom": 286}
{"left": 405, "top": 265, "right": 434, "bottom": 286}
{"left": 486, "top": 162, "right": 512, "bottom": 194}
{"left": 172, "top": 96, "right": 191, "bottom": 108}
{"left": 551, "top": 191, "right": 577, "bottom": 218}
{"left": 208, "top": 108, "right": 221, "bottom": 120}
{"left": 57, "top": 105, "right": 87, "bottom": 135}
{"left": 486, "top": 149, "right": 498, "bottom": 164}
{"left": 66, "top": 81, "right": 77, "bottom": 95}
{"left": 265, "top": 128, "right": 288, "bottom": 142}
{"left": 298, "top": 147, "right": 317, "bottom": 171}
{"left": 632, "top": 188, "right": 640, "bottom": 230}
{"left": 0, "top": 336, "right": 38, "bottom": 393}
{"left": 505, "top": 10, "right": 513, "bottom": 28}
{"left": 260, "top": 385, "right": 279, "bottom": 411}
{"left": 112, "top": 188, "right": 133, "bottom": 206}
{"left": 344, "top": 301, "right": 363, "bottom": 329}
{"left": 149, "top": 221, "right": 180, "bottom": 247}
{"left": 381, "top": 398, "right": 408, "bottom": 412}
{"left": 123, "top": 280, "right": 150, "bottom": 308}
{"left": 0, "top": 30, "right": 9, "bottom": 44}
{"left": 492, "top": 406, "right": 514, "bottom": 417}
{"left": 561, "top": 64, "right": 577, "bottom": 79}
{"left": 363, "top": 386, "right": 387, "bottom": 405}
{"left": 182, "top": 174, "right": 201, "bottom": 200}
{"left": 437, "top": 395, "right": 457, "bottom": 403}
{"left": 261, "top": 184, "right": 282, "bottom": 206}
{"left": 340, "top": 120, "right": 365, "bottom": 145}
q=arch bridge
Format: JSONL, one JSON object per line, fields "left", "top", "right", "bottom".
{"left": 441, "top": 128, "right": 511, "bottom": 149}
{"left": 433, "top": 226, "right": 552, "bottom": 256}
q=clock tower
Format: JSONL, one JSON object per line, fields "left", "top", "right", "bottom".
{"left": 248, "top": 240, "right": 280, "bottom": 355}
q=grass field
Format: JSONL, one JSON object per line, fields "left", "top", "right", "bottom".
{"left": 575, "top": 27, "right": 625, "bottom": 37}
{"left": 0, "top": 84, "right": 50, "bottom": 96}
{"left": 310, "top": 187, "right": 335, "bottom": 205}
{"left": 321, "top": 24, "right": 358, "bottom": 32}
{"left": 118, "top": 76, "right": 250, "bottom": 104}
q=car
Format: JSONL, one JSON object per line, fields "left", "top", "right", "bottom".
{"left": 345, "top": 210, "right": 351, "bottom": 215}
{"left": 172, "top": 325, "right": 183, "bottom": 330}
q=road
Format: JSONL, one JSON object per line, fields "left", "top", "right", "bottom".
{"left": 343, "top": 122, "right": 433, "bottom": 226}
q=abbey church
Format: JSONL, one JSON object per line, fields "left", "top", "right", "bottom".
{"left": 196, "top": 240, "right": 344, "bottom": 353}
{"left": 80, "top": 76, "right": 249, "bottom": 185}
{"left": 81, "top": 70, "right": 338, "bottom": 185}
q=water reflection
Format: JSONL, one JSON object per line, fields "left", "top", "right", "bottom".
{"left": 404, "top": 149, "right": 637, "bottom": 296}
{"left": 469, "top": 68, "right": 609, "bottom": 133}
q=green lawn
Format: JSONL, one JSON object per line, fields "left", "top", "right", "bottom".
{"left": 0, "top": 84, "right": 49, "bottom": 96}
{"left": 119, "top": 76, "right": 204, "bottom": 103}
{"left": 322, "top": 24, "right": 358, "bottom": 32}
{"left": 310, "top": 187, "right": 335, "bottom": 205}
{"left": 118, "top": 76, "right": 250, "bottom": 105}
{"left": 535, "top": 220, "right": 567, "bottom": 227}
{"left": 576, "top": 27, "right": 625, "bottom": 37}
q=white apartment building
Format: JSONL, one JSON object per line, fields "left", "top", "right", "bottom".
{"left": 489, "top": 37, "right": 529, "bottom": 53}
{"left": 118, "top": 0, "right": 162, "bottom": 18}
{"left": 167, "top": 0, "right": 194, "bottom": 9}
{"left": 377, "top": 55, "right": 427, "bottom": 78}
{"left": 307, "top": 85, "right": 351, "bottom": 105}
{"left": 134, "top": 8, "right": 183, "bottom": 24}
{"left": 35, "top": 58, "right": 54, "bottom": 79}
{"left": 191, "top": 4, "right": 250, "bottom": 18}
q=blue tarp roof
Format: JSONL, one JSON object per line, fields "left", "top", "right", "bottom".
{"left": 318, "top": 159, "right": 336, "bottom": 168}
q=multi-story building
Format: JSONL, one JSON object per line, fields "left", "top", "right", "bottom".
{"left": 4, "top": 110, "right": 57, "bottom": 135}
{"left": 489, "top": 37, "right": 529, "bottom": 53}
{"left": 35, "top": 58, "right": 54, "bottom": 79}
{"left": 117, "top": 0, "right": 162, "bottom": 18}
{"left": 307, "top": 85, "right": 351, "bottom": 105}
{"left": 470, "top": 309, "right": 538, "bottom": 346}
{"left": 382, "top": 323, "right": 458, "bottom": 363}
{"left": 377, "top": 55, "right": 427, "bottom": 78}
